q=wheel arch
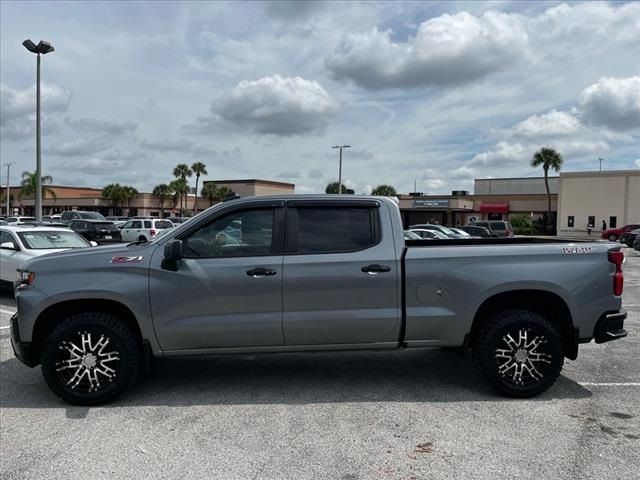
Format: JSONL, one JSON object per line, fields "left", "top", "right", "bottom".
{"left": 467, "top": 289, "right": 577, "bottom": 360}
{"left": 31, "top": 299, "right": 144, "bottom": 362}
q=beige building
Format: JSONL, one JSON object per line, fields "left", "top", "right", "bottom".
{"left": 557, "top": 170, "right": 640, "bottom": 234}
{"left": 1, "top": 179, "right": 295, "bottom": 218}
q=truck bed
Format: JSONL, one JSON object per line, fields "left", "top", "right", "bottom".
{"left": 405, "top": 237, "right": 594, "bottom": 247}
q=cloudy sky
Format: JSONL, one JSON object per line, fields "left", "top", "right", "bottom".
{"left": 1, "top": 1, "right": 639, "bottom": 195}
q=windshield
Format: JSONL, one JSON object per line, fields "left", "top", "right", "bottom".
{"left": 17, "top": 231, "right": 90, "bottom": 250}
{"left": 79, "top": 212, "right": 107, "bottom": 220}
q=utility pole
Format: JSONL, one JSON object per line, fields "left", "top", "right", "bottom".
{"left": 5, "top": 163, "right": 13, "bottom": 216}
{"left": 23, "top": 39, "right": 55, "bottom": 221}
{"left": 598, "top": 157, "right": 603, "bottom": 172}
{"left": 332, "top": 145, "right": 350, "bottom": 194}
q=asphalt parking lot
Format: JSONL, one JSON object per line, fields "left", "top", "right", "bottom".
{"left": 1, "top": 249, "right": 638, "bottom": 479}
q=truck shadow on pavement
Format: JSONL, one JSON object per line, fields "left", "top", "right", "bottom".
{"left": 0, "top": 347, "right": 592, "bottom": 415}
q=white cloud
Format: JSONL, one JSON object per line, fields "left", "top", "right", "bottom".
{"left": 64, "top": 117, "right": 138, "bottom": 135}
{"left": 326, "top": 11, "right": 528, "bottom": 89}
{"left": 578, "top": 76, "right": 640, "bottom": 131}
{"left": 510, "top": 110, "right": 582, "bottom": 140}
{"left": 211, "top": 75, "right": 338, "bottom": 135}
{"left": 45, "top": 135, "right": 113, "bottom": 157}
{"left": 635, "top": 159, "right": 640, "bottom": 169}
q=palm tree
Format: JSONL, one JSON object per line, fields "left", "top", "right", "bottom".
{"left": 371, "top": 185, "right": 397, "bottom": 196}
{"left": 531, "top": 147, "right": 563, "bottom": 228}
{"left": 173, "top": 164, "right": 192, "bottom": 211}
{"left": 201, "top": 183, "right": 218, "bottom": 206}
{"left": 122, "top": 186, "right": 138, "bottom": 215}
{"left": 170, "top": 178, "right": 189, "bottom": 214}
{"left": 325, "top": 182, "right": 355, "bottom": 194}
{"left": 216, "top": 186, "right": 233, "bottom": 201}
{"left": 152, "top": 183, "right": 172, "bottom": 218}
{"left": 191, "top": 162, "right": 207, "bottom": 213}
{"left": 101, "top": 183, "right": 125, "bottom": 216}
{"left": 18, "top": 171, "right": 57, "bottom": 201}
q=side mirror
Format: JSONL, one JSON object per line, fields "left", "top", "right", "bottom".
{"left": 162, "top": 239, "right": 183, "bottom": 271}
{"left": 0, "top": 241, "right": 17, "bottom": 250}
{"left": 90, "top": 241, "right": 98, "bottom": 247}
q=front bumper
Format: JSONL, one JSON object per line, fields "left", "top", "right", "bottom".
{"left": 594, "top": 311, "right": 628, "bottom": 344}
{"left": 10, "top": 313, "right": 37, "bottom": 367}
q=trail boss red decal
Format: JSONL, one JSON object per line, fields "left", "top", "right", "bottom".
{"left": 561, "top": 247, "right": 592, "bottom": 254}
{"left": 110, "top": 256, "right": 144, "bottom": 264}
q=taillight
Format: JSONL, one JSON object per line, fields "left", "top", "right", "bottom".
{"left": 608, "top": 249, "right": 624, "bottom": 296}
{"left": 150, "top": 229, "right": 157, "bottom": 237}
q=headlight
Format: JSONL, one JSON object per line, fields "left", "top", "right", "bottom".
{"left": 17, "top": 270, "right": 36, "bottom": 286}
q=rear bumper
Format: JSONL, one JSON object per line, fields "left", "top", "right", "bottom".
{"left": 10, "top": 313, "right": 37, "bottom": 367}
{"left": 594, "top": 311, "right": 627, "bottom": 344}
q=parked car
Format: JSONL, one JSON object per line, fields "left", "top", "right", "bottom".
{"left": 634, "top": 235, "right": 640, "bottom": 251}
{"left": 467, "top": 221, "right": 514, "bottom": 237}
{"left": 0, "top": 225, "right": 92, "bottom": 284}
{"left": 120, "top": 218, "right": 174, "bottom": 242}
{"left": 10, "top": 195, "right": 627, "bottom": 405}
{"left": 409, "top": 228, "right": 450, "bottom": 240}
{"left": 620, "top": 228, "right": 640, "bottom": 247}
{"left": 602, "top": 224, "right": 640, "bottom": 242}
{"left": 403, "top": 230, "right": 422, "bottom": 240}
{"left": 167, "top": 217, "right": 190, "bottom": 225}
{"left": 408, "top": 224, "right": 465, "bottom": 238}
{"left": 5, "top": 216, "right": 37, "bottom": 225}
{"left": 449, "top": 227, "right": 473, "bottom": 237}
{"left": 0, "top": 219, "right": 8, "bottom": 225}
{"left": 51, "top": 214, "right": 62, "bottom": 221}
{"left": 457, "top": 225, "right": 495, "bottom": 238}
{"left": 60, "top": 211, "right": 108, "bottom": 223}
{"left": 67, "top": 219, "right": 122, "bottom": 244}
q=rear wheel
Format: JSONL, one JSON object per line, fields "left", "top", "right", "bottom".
{"left": 608, "top": 234, "right": 617, "bottom": 241}
{"left": 138, "top": 235, "right": 147, "bottom": 242}
{"left": 40, "top": 312, "right": 141, "bottom": 405}
{"left": 473, "top": 309, "right": 563, "bottom": 398}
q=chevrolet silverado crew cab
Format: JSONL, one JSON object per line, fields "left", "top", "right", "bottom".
{"left": 10, "top": 196, "right": 627, "bottom": 405}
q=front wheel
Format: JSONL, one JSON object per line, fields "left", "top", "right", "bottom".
{"left": 473, "top": 309, "right": 563, "bottom": 398}
{"left": 40, "top": 312, "right": 142, "bottom": 405}
{"left": 608, "top": 234, "right": 617, "bottom": 241}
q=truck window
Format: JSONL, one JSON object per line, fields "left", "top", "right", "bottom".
{"left": 182, "top": 208, "right": 274, "bottom": 258}
{"left": 294, "top": 207, "right": 378, "bottom": 254}
{"left": 490, "top": 222, "right": 506, "bottom": 231}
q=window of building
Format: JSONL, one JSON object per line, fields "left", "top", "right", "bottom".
{"left": 609, "top": 216, "right": 617, "bottom": 228}
{"left": 568, "top": 216, "right": 575, "bottom": 228}
{"left": 294, "top": 207, "right": 378, "bottom": 254}
{"left": 487, "top": 213, "right": 502, "bottom": 221}
{"left": 588, "top": 216, "right": 595, "bottom": 227}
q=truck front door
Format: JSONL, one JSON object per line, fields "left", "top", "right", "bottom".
{"left": 282, "top": 201, "right": 400, "bottom": 346}
{"left": 149, "top": 202, "right": 285, "bottom": 351}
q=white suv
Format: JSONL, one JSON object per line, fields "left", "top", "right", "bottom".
{"left": 120, "top": 218, "right": 175, "bottom": 242}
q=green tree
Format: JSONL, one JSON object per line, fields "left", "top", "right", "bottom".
{"left": 216, "top": 186, "right": 233, "bottom": 201}
{"left": 170, "top": 178, "right": 189, "bottom": 212}
{"left": 173, "top": 164, "right": 193, "bottom": 211}
{"left": 325, "top": 182, "right": 355, "bottom": 194}
{"left": 201, "top": 183, "right": 218, "bottom": 206}
{"left": 18, "top": 171, "right": 57, "bottom": 201}
{"left": 191, "top": 162, "right": 208, "bottom": 213}
{"left": 371, "top": 184, "right": 397, "bottom": 196}
{"left": 122, "top": 186, "right": 138, "bottom": 214}
{"left": 531, "top": 147, "right": 563, "bottom": 228}
{"left": 101, "top": 183, "right": 125, "bottom": 216}
{"left": 152, "top": 183, "right": 172, "bottom": 218}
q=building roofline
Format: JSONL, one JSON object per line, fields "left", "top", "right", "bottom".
{"left": 474, "top": 176, "right": 560, "bottom": 181}
{"left": 559, "top": 170, "right": 640, "bottom": 177}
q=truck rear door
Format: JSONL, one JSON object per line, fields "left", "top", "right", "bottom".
{"left": 282, "top": 200, "right": 400, "bottom": 346}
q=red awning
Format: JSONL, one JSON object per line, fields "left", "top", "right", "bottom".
{"left": 479, "top": 203, "right": 509, "bottom": 214}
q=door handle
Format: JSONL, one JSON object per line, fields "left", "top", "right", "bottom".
{"left": 361, "top": 264, "right": 391, "bottom": 275}
{"left": 246, "top": 267, "right": 277, "bottom": 277}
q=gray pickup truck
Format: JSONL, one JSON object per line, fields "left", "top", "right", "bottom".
{"left": 10, "top": 196, "right": 627, "bottom": 405}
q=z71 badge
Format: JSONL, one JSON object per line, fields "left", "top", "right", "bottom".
{"left": 561, "top": 247, "right": 592, "bottom": 254}
{"left": 110, "top": 256, "right": 144, "bottom": 263}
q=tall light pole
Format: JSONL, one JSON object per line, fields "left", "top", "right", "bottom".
{"left": 5, "top": 163, "right": 13, "bottom": 216}
{"left": 23, "top": 39, "right": 55, "bottom": 221}
{"left": 332, "top": 145, "right": 350, "bottom": 194}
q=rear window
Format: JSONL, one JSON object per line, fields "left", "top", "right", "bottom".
{"left": 79, "top": 212, "right": 107, "bottom": 220}
{"left": 155, "top": 220, "right": 173, "bottom": 229}
{"left": 144, "top": 220, "right": 152, "bottom": 228}
{"left": 295, "top": 207, "right": 378, "bottom": 254}
{"left": 490, "top": 222, "right": 506, "bottom": 231}
{"left": 94, "top": 222, "right": 118, "bottom": 231}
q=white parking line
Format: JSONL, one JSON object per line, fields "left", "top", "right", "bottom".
{"left": 0, "top": 308, "right": 16, "bottom": 315}
{"left": 579, "top": 382, "right": 640, "bottom": 387}
{"left": 0, "top": 325, "right": 10, "bottom": 330}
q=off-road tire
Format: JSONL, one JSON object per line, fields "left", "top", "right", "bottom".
{"left": 40, "top": 312, "right": 142, "bottom": 405}
{"left": 473, "top": 309, "right": 563, "bottom": 398}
